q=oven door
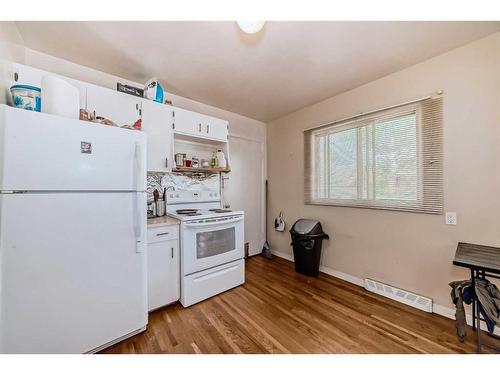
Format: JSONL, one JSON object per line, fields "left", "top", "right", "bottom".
{"left": 181, "top": 215, "right": 244, "bottom": 275}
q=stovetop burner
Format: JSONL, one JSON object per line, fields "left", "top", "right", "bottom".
{"left": 209, "top": 209, "right": 232, "bottom": 213}
{"left": 186, "top": 213, "right": 202, "bottom": 216}
{"left": 176, "top": 209, "right": 199, "bottom": 215}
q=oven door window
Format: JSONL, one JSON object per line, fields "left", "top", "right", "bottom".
{"left": 196, "top": 227, "right": 236, "bottom": 259}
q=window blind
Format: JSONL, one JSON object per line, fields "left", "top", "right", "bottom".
{"left": 304, "top": 97, "right": 443, "bottom": 214}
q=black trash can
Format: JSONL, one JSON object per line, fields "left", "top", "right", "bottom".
{"left": 290, "top": 219, "right": 329, "bottom": 277}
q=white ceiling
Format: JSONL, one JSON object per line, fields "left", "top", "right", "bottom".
{"left": 15, "top": 21, "right": 500, "bottom": 121}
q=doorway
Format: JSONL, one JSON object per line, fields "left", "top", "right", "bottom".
{"left": 223, "top": 136, "right": 265, "bottom": 256}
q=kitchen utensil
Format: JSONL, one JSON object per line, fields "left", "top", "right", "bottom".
{"left": 175, "top": 153, "right": 186, "bottom": 167}
{"left": 147, "top": 201, "right": 156, "bottom": 218}
{"left": 153, "top": 189, "right": 160, "bottom": 217}
{"left": 10, "top": 85, "right": 41, "bottom": 112}
{"left": 41, "top": 75, "right": 80, "bottom": 119}
{"left": 156, "top": 200, "right": 166, "bottom": 217}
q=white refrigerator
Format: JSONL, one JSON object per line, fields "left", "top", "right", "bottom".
{"left": 0, "top": 105, "right": 148, "bottom": 353}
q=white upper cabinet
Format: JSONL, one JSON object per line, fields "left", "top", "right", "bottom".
{"left": 203, "top": 115, "right": 229, "bottom": 141}
{"left": 86, "top": 83, "right": 142, "bottom": 127}
{"left": 172, "top": 106, "right": 197, "bottom": 135}
{"left": 141, "top": 99, "right": 173, "bottom": 172}
{"left": 173, "top": 106, "right": 228, "bottom": 142}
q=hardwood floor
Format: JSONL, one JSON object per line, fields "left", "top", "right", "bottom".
{"left": 101, "top": 255, "right": 493, "bottom": 354}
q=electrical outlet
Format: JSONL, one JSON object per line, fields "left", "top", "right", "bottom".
{"left": 445, "top": 212, "right": 457, "bottom": 225}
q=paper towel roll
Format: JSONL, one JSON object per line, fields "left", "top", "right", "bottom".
{"left": 41, "top": 75, "right": 80, "bottom": 120}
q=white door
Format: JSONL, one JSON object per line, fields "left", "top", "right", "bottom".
{"left": 0, "top": 192, "right": 147, "bottom": 353}
{"left": 147, "top": 239, "right": 179, "bottom": 311}
{"left": 205, "top": 118, "right": 228, "bottom": 142}
{"left": 172, "top": 107, "right": 228, "bottom": 142}
{"left": 223, "top": 137, "right": 265, "bottom": 256}
{"left": 86, "top": 83, "right": 141, "bottom": 127}
{"left": 172, "top": 107, "right": 198, "bottom": 136}
{"left": 0, "top": 106, "right": 146, "bottom": 192}
{"left": 141, "top": 100, "right": 173, "bottom": 172}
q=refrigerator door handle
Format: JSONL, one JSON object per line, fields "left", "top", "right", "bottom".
{"left": 133, "top": 141, "right": 144, "bottom": 254}
{"left": 134, "top": 141, "right": 143, "bottom": 191}
{"left": 132, "top": 192, "right": 144, "bottom": 253}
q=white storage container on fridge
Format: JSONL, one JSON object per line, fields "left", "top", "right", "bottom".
{"left": 41, "top": 75, "right": 80, "bottom": 119}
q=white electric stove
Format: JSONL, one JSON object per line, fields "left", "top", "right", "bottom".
{"left": 166, "top": 190, "right": 245, "bottom": 307}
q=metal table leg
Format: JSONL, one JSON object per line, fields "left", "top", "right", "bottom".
{"left": 471, "top": 269, "right": 476, "bottom": 331}
{"left": 476, "top": 298, "right": 482, "bottom": 353}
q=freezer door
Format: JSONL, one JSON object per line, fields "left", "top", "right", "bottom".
{"left": 0, "top": 192, "right": 147, "bottom": 353}
{"left": 0, "top": 105, "right": 146, "bottom": 192}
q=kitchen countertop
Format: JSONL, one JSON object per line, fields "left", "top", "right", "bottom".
{"left": 147, "top": 216, "right": 180, "bottom": 228}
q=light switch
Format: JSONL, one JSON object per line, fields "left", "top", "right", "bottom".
{"left": 445, "top": 212, "right": 457, "bottom": 225}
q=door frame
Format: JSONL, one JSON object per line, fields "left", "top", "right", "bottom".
{"left": 226, "top": 134, "right": 266, "bottom": 257}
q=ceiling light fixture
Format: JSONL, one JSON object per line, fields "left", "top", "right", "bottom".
{"left": 236, "top": 21, "right": 266, "bottom": 34}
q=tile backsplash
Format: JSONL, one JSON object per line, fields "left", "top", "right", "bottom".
{"left": 147, "top": 172, "right": 220, "bottom": 202}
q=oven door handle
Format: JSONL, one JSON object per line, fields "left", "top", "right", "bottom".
{"left": 184, "top": 217, "right": 243, "bottom": 227}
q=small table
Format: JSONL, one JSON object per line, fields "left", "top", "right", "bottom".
{"left": 453, "top": 242, "right": 500, "bottom": 353}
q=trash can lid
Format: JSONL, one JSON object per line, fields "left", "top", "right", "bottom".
{"left": 292, "top": 219, "right": 323, "bottom": 235}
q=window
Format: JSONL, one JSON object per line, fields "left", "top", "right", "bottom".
{"left": 304, "top": 97, "right": 443, "bottom": 213}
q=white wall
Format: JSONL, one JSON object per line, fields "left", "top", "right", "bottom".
{"left": 267, "top": 32, "right": 500, "bottom": 308}
{"left": 0, "top": 22, "right": 25, "bottom": 104}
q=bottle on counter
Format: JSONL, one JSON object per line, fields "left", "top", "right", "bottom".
{"left": 216, "top": 149, "right": 226, "bottom": 169}
{"left": 210, "top": 152, "right": 217, "bottom": 168}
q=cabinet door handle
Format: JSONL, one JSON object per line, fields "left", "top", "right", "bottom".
{"left": 206, "top": 124, "right": 209, "bottom": 133}
{"left": 171, "top": 247, "right": 174, "bottom": 258}
{"left": 198, "top": 123, "right": 202, "bottom": 132}
{"left": 156, "top": 232, "right": 169, "bottom": 236}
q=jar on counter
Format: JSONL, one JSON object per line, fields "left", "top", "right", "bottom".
{"left": 191, "top": 157, "right": 199, "bottom": 168}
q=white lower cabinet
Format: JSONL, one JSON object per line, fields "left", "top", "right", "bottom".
{"left": 147, "top": 224, "right": 180, "bottom": 311}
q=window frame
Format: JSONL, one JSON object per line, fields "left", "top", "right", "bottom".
{"left": 304, "top": 98, "right": 443, "bottom": 214}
